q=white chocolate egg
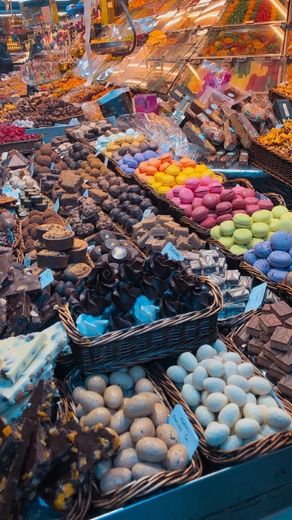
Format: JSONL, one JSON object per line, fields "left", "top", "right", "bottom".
{"left": 196, "top": 344, "right": 217, "bottom": 362}
{"left": 206, "top": 393, "right": 228, "bottom": 413}
{"left": 227, "top": 375, "right": 250, "bottom": 393}
{"left": 249, "top": 376, "right": 272, "bottom": 396}
{"left": 218, "top": 403, "right": 240, "bottom": 428}
{"left": 265, "top": 408, "right": 291, "bottom": 430}
{"left": 204, "top": 422, "right": 230, "bottom": 447}
{"left": 243, "top": 403, "right": 264, "bottom": 424}
{"left": 237, "top": 363, "right": 254, "bottom": 379}
{"left": 234, "top": 418, "right": 260, "bottom": 440}
{"left": 195, "top": 406, "right": 215, "bottom": 428}
{"left": 178, "top": 352, "right": 198, "bottom": 372}
{"left": 224, "top": 385, "right": 247, "bottom": 407}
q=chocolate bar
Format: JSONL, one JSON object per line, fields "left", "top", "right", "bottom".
{"left": 246, "top": 316, "right": 262, "bottom": 337}
{"left": 278, "top": 375, "right": 292, "bottom": 399}
{"left": 248, "top": 338, "right": 263, "bottom": 355}
{"left": 4, "top": 293, "right": 31, "bottom": 337}
{"left": 274, "top": 351, "right": 292, "bottom": 374}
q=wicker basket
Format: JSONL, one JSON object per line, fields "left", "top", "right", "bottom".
{"left": 240, "top": 260, "right": 292, "bottom": 303}
{"left": 208, "top": 191, "right": 287, "bottom": 267}
{"left": 0, "top": 136, "right": 42, "bottom": 155}
{"left": 155, "top": 334, "right": 292, "bottom": 465}
{"left": 66, "top": 366, "right": 202, "bottom": 512}
{"left": 58, "top": 275, "right": 223, "bottom": 374}
{"left": 250, "top": 140, "right": 292, "bottom": 188}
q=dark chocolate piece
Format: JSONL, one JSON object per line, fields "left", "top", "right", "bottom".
{"left": 259, "top": 314, "right": 282, "bottom": 336}
{"left": 271, "top": 301, "right": 292, "bottom": 322}
{"left": 257, "top": 351, "right": 271, "bottom": 369}
{"left": 246, "top": 315, "right": 262, "bottom": 337}
{"left": 270, "top": 326, "right": 292, "bottom": 352}
{"left": 278, "top": 375, "right": 292, "bottom": 398}
{"left": 267, "top": 363, "right": 286, "bottom": 382}
{"left": 248, "top": 338, "right": 263, "bottom": 355}
{"left": 274, "top": 350, "right": 292, "bottom": 373}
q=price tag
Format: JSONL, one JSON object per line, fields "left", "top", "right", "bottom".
{"left": 1, "top": 152, "right": 8, "bottom": 161}
{"left": 54, "top": 197, "right": 60, "bottom": 213}
{"left": 168, "top": 404, "right": 199, "bottom": 460}
{"left": 67, "top": 223, "right": 72, "bottom": 231}
{"left": 50, "top": 161, "right": 55, "bottom": 171}
{"left": 24, "top": 254, "right": 31, "bottom": 268}
{"left": 39, "top": 268, "right": 54, "bottom": 289}
{"left": 245, "top": 283, "right": 267, "bottom": 313}
{"left": 29, "top": 163, "right": 34, "bottom": 176}
{"left": 2, "top": 185, "right": 19, "bottom": 199}
{"left": 83, "top": 189, "right": 89, "bottom": 198}
{"left": 104, "top": 157, "right": 109, "bottom": 167}
{"left": 162, "top": 242, "right": 184, "bottom": 262}
{"left": 142, "top": 208, "right": 153, "bottom": 220}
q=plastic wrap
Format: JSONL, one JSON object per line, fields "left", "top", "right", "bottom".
{"left": 116, "top": 113, "right": 201, "bottom": 159}
{"left": 82, "top": 100, "right": 103, "bottom": 121}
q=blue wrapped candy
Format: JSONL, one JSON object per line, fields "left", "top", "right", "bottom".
{"left": 76, "top": 314, "right": 109, "bottom": 337}
{"left": 133, "top": 295, "right": 159, "bottom": 325}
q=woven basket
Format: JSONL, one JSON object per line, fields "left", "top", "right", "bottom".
{"left": 208, "top": 191, "right": 287, "bottom": 267}
{"left": 155, "top": 334, "right": 292, "bottom": 465}
{"left": 66, "top": 366, "right": 202, "bottom": 512}
{"left": 250, "top": 140, "right": 292, "bottom": 188}
{"left": 58, "top": 275, "right": 223, "bottom": 374}
{"left": 0, "top": 136, "right": 42, "bottom": 155}
{"left": 240, "top": 260, "right": 292, "bottom": 303}
{"left": 218, "top": 309, "right": 257, "bottom": 337}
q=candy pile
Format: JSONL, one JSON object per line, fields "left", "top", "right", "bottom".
{"left": 167, "top": 341, "right": 291, "bottom": 450}
{"left": 258, "top": 120, "right": 292, "bottom": 158}
{"left": 135, "top": 155, "right": 221, "bottom": 195}
{"left": 235, "top": 302, "right": 292, "bottom": 396}
{"left": 73, "top": 366, "right": 188, "bottom": 494}
{"left": 211, "top": 207, "right": 291, "bottom": 255}
{"left": 244, "top": 231, "right": 292, "bottom": 284}
{"left": 168, "top": 183, "right": 273, "bottom": 230}
{"left": 0, "top": 125, "right": 40, "bottom": 144}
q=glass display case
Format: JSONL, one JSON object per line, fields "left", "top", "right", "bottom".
{"left": 203, "top": 25, "right": 284, "bottom": 58}
{"left": 218, "top": 0, "right": 288, "bottom": 24}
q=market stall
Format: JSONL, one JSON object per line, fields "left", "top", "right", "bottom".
{"left": 0, "top": 1, "right": 292, "bottom": 519}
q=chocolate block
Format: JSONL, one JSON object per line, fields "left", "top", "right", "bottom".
{"left": 262, "top": 304, "right": 272, "bottom": 313}
{"left": 278, "top": 375, "right": 292, "bottom": 398}
{"left": 270, "top": 326, "right": 292, "bottom": 352}
{"left": 246, "top": 316, "right": 262, "bottom": 337}
{"left": 257, "top": 351, "right": 271, "bottom": 369}
{"left": 271, "top": 301, "right": 292, "bottom": 322}
{"left": 248, "top": 338, "right": 263, "bottom": 355}
{"left": 263, "top": 341, "right": 276, "bottom": 362}
{"left": 267, "top": 363, "right": 286, "bottom": 382}
{"left": 259, "top": 314, "right": 281, "bottom": 336}
{"left": 260, "top": 331, "right": 271, "bottom": 343}
{"left": 274, "top": 350, "right": 292, "bottom": 373}
{"left": 5, "top": 293, "right": 31, "bottom": 336}
{"left": 285, "top": 317, "right": 292, "bottom": 328}
{"left": 234, "top": 328, "right": 250, "bottom": 347}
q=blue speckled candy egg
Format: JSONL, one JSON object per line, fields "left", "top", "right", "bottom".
{"left": 270, "top": 232, "right": 291, "bottom": 252}
{"left": 144, "top": 150, "right": 157, "bottom": 160}
{"left": 268, "top": 251, "right": 291, "bottom": 268}
{"left": 124, "top": 167, "right": 136, "bottom": 175}
{"left": 254, "top": 241, "right": 273, "bottom": 259}
{"left": 267, "top": 269, "right": 287, "bottom": 283}
{"left": 253, "top": 259, "right": 270, "bottom": 275}
{"left": 244, "top": 250, "right": 257, "bottom": 265}
{"left": 134, "top": 153, "right": 145, "bottom": 163}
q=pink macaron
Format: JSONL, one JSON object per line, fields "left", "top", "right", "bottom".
{"left": 258, "top": 199, "right": 273, "bottom": 210}
{"left": 185, "top": 178, "right": 200, "bottom": 190}
{"left": 220, "top": 189, "right": 235, "bottom": 202}
{"left": 232, "top": 199, "right": 246, "bottom": 210}
{"left": 216, "top": 201, "right": 232, "bottom": 215}
{"left": 216, "top": 213, "right": 233, "bottom": 224}
{"left": 201, "top": 175, "right": 213, "bottom": 186}
{"left": 192, "top": 197, "right": 204, "bottom": 209}
{"left": 184, "top": 205, "right": 193, "bottom": 218}
{"left": 171, "top": 197, "right": 181, "bottom": 206}
{"left": 209, "top": 181, "right": 223, "bottom": 194}
{"left": 245, "top": 197, "right": 258, "bottom": 205}
{"left": 200, "top": 216, "right": 217, "bottom": 229}
{"left": 233, "top": 185, "right": 245, "bottom": 197}
{"left": 202, "top": 193, "right": 220, "bottom": 209}
{"left": 246, "top": 204, "right": 259, "bottom": 215}
{"left": 243, "top": 188, "right": 256, "bottom": 198}
{"left": 172, "top": 186, "right": 181, "bottom": 197}
{"left": 179, "top": 187, "right": 194, "bottom": 204}
{"left": 192, "top": 206, "right": 208, "bottom": 223}
{"left": 195, "top": 186, "right": 209, "bottom": 198}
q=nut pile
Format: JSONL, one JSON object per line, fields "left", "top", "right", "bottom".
{"left": 72, "top": 366, "right": 188, "bottom": 494}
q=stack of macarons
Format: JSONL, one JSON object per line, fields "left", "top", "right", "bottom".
{"left": 135, "top": 155, "right": 221, "bottom": 195}
{"left": 166, "top": 182, "right": 274, "bottom": 229}
{"left": 210, "top": 206, "right": 292, "bottom": 256}
{"left": 244, "top": 231, "right": 292, "bottom": 283}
